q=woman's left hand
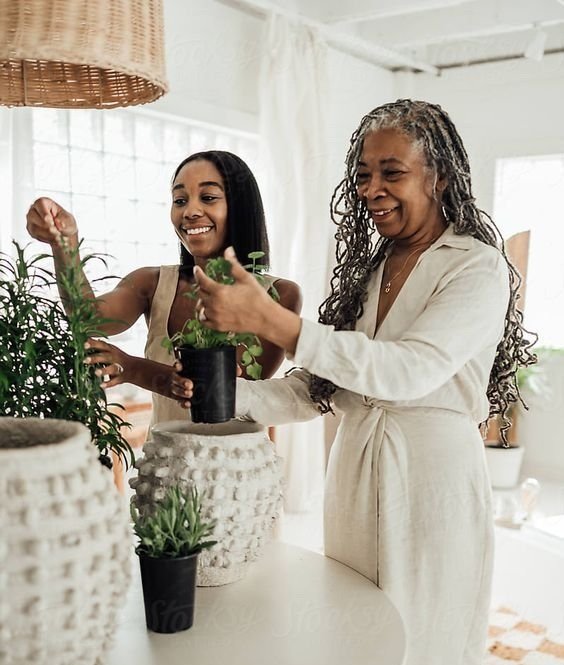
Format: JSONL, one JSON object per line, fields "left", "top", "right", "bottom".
{"left": 83, "top": 338, "right": 131, "bottom": 388}
{"left": 194, "top": 247, "right": 274, "bottom": 335}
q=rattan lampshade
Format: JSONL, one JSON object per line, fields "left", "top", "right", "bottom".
{"left": 0, "top": 0, "right": 168, "bottom": 108}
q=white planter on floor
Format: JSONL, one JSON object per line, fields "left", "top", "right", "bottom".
{"left": 130, "top": 420, "right": 283, "bottom": 586}
{"left": 484, "top": 443, "right": 525, "bottom": 489}
{"left": 0, "top": 418, "right": 131, "bottom": 665}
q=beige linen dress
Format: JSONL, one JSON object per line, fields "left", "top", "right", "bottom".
{"left": 235, "top": 226, "right": 510, "bottom": 665}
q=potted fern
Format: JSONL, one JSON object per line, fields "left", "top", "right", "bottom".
{"left": 130, "top": 484, "right": 217, "bottom": 633}
{"left": 162, "top": 252, "right": 278, "bottom": 423}
{"left": 0, "top": 241, "right": 134, "bottom": 468}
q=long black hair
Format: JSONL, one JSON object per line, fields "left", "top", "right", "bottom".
{"left": 172, "top": 150, "right": 270, "bottom": 273}
{"left": 310, "top": 99, "right": 537, "bottom": 441}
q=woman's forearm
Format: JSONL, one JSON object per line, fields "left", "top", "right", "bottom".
{"left": 51, "top": 234, "right": 96, "bottom": 313}
{"left": 257, "top": 299, "right": 302, "bottom": 356}
{"left": 127, "top": 356, "right": 176, "bottom": 399}
{"left": 236, "top": 370, "right": 320, "bottom": 426}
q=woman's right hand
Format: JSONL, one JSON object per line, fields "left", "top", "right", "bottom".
{"left": 26, "top": 197, "right": 78, "bottom": 246}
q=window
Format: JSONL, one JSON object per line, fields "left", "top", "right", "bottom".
{"left": 494, "top": 156, "right": 564, "bottom": 348}
{"left": 12, "top": 108, "right": 258, "bottom": 359}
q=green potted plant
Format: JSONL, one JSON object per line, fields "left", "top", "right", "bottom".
{"left": 162, "top": 251, "right": 278, "bottom": 423}
{"left": 130, "top": 484, "right": 217, "bottom": 633}
{"left": 0, "top": 241, "right": 134, "bottom": 468}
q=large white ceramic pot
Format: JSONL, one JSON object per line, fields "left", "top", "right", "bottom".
{"left": 484, "top": 443, "right": 525, "bottom": 489}
{"left": 0, "top": 418, "right": 131, "bottom": 665}
{"left": 130, "top": 420, "right": 283, "bottom": 586}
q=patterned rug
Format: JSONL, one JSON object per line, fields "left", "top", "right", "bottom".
{"left": 486, "top": 607, "right": 564, "bottom": 664}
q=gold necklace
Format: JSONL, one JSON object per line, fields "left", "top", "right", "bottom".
{"left": 382, "top": 233, "right": 443, "bottom": 294}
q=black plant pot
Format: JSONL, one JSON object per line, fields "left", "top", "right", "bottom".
{"left": 138, "top": 551, "right": 199, "bottom": 633}
{"left": 176, "top": 345, "right": 236, "bottom": 423}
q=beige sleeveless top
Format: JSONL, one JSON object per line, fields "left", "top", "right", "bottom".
{"left": 144, "top": 265, "right": 187, "bottom": 429}
{"left": 144, "top": 265, "right": 277, "bottom": 431}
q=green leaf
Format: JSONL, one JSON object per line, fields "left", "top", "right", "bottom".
{"left": 241, "top": 350, "right": 252, "bottom": 366}
{"left": 248, "top": 344, "right": 262, "bottom": 357}
{"left": 247, "top": 251, "right": 265, "bottom": 260}
{"left": 246, "top": 362, "right": 263, "bottom": 380}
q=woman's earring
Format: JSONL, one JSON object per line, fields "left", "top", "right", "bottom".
{"left": 441, "top": 204, "right": 449, "bottom": 222}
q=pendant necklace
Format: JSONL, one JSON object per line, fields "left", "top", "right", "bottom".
{"left": 383, "top": 232, "right": 443, "bottom": 294}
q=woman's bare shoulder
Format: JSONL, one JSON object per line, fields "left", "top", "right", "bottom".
{"left": 268, "top": 276, "right": 302, "bottom": 315}
{"left": 115, "top": 265, "right": 166, "bottom": 303}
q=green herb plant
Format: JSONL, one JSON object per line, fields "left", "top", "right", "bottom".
{"left": 0, "top": 241, "right": 134, "bottom": 468}
{"left": 131, "top": 485, "right": 217, "bottom": 558}
{"left": 162, "top": 251, "right": 279, "bottom": 380}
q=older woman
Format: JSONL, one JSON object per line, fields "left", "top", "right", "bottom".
{"left": 173, "top": 100, "right": 536, "bottom": 665}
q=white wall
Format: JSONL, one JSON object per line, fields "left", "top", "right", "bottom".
{"left": 153, "top": 0, "right": 262, "bottom": 132}
{"left": 406, "top": 53, "right": 564, "bottom": 212}
{"left": 411, "top": 56, "right": 564, "bottom": 481}
{"left": 156, "top": 0, "right": 395, "bottom": 188}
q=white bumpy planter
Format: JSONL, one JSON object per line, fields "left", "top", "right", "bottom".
{"left": 0, "top": 418, "right": 131, "bottom": 665}
{"left": 130, "top": 420, "right": 283, "bottom": 586}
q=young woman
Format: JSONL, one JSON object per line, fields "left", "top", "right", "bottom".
{"left": 172, "top": 102, "right": 536, "bottom": 665}
{"left": 26, "top": 150, "right": 301, "bottom": 427}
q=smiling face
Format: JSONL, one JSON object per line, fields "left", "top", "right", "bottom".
{"left": 171, "top": 159, "right": 229, "bottom": 261}
{"left": 356, "top": 128, "right": 447, "bottom": 245}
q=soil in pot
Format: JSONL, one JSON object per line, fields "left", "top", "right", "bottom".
{"left": 138, "top": 551, "right": 199, "bottom": 633}
{"left": 176, "top": 346, "right": 236, "bottom": 423}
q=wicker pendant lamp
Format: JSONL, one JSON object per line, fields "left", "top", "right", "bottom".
{"left": 0, "top": 0, "right": 168, "bottom": 108}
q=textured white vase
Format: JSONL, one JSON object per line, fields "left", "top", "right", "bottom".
{"left": 130, "top": 420, "right": 283, "bottom": 586}
{"left": 0, "top": 418, "right": 131, "bottom": 665}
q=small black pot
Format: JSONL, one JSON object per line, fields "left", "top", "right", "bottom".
{"left": 138, "top": 550, "right": 199, "bottom": 633}
{"left": 176, "top": 345, "right": 236, "bottom": 423}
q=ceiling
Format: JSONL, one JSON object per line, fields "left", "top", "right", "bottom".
{"left": 221, "top": 0, "right": 564, "bottom": 73}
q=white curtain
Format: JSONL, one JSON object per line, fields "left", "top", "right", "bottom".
{"left": 259, "top": 13, "right": 331, "bottom": 512}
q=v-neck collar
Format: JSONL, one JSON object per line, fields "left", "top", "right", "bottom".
{"left": 356, "top": 226, "right": 475, "bottom": 339}
{"left": 366, "top": 225, "right": 474, "bottom": 338}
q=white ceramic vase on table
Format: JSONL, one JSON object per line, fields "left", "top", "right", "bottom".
{"left": 484, "top": 443, "right": 525, "bottom": 489}
{"left": 130, "top": 420, "right": 283, "bottom": 586}
{"left": 0, "top": 417, "right": 131, "bottom": 665}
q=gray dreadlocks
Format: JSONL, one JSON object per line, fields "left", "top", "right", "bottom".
{"left": 309, "top": 99, "right": 537, "bottom": 443}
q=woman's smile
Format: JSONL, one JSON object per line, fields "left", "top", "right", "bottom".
{"left": 369, "top": 206, "right": 399, "bottom": 223}
{"left": 182, "top": 225, "right": 214, "bottom": 236}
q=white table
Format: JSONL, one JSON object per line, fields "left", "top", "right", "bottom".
{"left": 106, "top": 542, "right": 406, "bottom": 665}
